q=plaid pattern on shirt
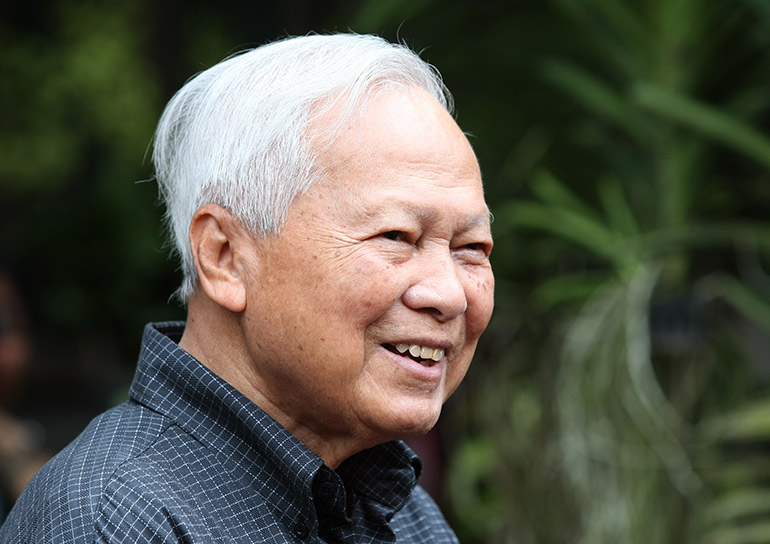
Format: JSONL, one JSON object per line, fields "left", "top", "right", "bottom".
{"left": 0, "top": 322, "right": 459, "bottom": 543}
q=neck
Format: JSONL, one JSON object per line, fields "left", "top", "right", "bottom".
{"left": 179, "top": 293, "right": 381, "bottom": 469}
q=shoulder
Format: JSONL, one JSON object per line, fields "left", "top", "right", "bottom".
{"left": 0, "top": 400, "right": 178, "bottom": 543}
{"left": 391, "top": 485, "right": 459, "bottom": 543}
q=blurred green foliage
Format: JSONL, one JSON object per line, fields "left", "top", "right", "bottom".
{"left": 5, "top": 0, "right": 770, "bottom": 542}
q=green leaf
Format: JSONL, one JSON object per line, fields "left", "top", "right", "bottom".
{"left": 705, "top": 275, "right": 770, "bottom": 334}
{"left": 702, "top": 395, "right": 770, "bottom": 441}
{"left": 502, "top": 201, "right": 621, "bottom": 262}
{"left": 540, "top": 58, "right": 647, "bottom": 140}
{"left": 532, "top": 272, "right": 610, "bottom": 309}
{"left": 704, "top": 489, "right": 770, "bottom": 526}
{"left": 529, "top": 169, "right": 596, "bottom": 217}
{"left": 633, "top": 82, "right": 770, "bottom": 171}
{"left": 633, "top": 223, "right": 770, "bottom": 258}
{"left": 702, "top": 520, "right": 770, "bottom": 544}
{"left": 597, "top": 177, "right": 639, "bottom": 236}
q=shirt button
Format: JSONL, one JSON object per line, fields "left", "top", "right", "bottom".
{"left": 318, "top": 482, "right": 335, "bottom": 498}
{"left": 293, "top": 522, "right": 310, "bottom": 540}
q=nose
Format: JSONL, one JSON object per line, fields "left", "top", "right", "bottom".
{"left": 402, "top": 249, "right": 467, "bottom": 321}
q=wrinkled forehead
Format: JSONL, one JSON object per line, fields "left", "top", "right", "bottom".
{"left": 313, "top": 88, "right": 475, "bottom": 177}
{"left": 306, "top": 83, "right": 454, "bottom": 155}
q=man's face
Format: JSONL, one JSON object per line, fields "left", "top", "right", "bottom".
{"left": 239, "top": 88, "right": 494, "bottom": 455}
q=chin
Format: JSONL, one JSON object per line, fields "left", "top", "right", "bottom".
{"left": 381, "top": 404, "right": 443, "bottom": 440}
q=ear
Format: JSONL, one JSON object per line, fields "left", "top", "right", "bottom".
{"left": 188, "top": 204, "right": 250, "bottom": 313}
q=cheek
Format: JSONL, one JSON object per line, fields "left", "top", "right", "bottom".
{"left": 466, "top": 270, "right": 495, "bottom": 336}
{"left": 338, "top": 261, "right": 405, "bottom": 317}
{"left": 444, "top": 346, "right": 475, "bottom": 401}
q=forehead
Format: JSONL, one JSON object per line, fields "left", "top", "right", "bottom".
{"left": 338, "top": 89, "right": 471, "bottom": 160}
{"left": 310, "top": 87, "right": 486, "bottom": 208}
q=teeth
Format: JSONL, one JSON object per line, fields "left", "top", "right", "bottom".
{"left": 393, "top": 343, "right": 445, "bottom": 362}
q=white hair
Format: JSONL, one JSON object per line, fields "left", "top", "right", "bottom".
{"left": 152, "top": 33, "right": 452, "bottom": 302}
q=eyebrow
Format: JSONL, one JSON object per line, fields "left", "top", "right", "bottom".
{"left": 395, "top": 204, "right": 492, "bottom": 231}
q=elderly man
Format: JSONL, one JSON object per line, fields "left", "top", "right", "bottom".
{"left": 0, "top": 33, "right": 494, "bottom": 542}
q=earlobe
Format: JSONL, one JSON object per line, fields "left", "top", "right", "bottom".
{"left": 189, "top": 204, "right": 248, "bottom": 313}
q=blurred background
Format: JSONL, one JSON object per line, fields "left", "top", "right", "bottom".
{"left": 3, "top": 0, "right": 770, "bottom": 542}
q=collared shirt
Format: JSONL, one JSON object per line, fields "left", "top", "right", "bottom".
{"left": 0, "top": 322, "right": 459, "bottom": 543}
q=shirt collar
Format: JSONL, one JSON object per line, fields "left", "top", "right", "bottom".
{"left": 338, "top": 441, "right": 423, "bottom": 523}
{"left": 130, "top": 322, "right": 422, "bottom": 527}
{"left": 130, "top": 322, "right": 322, "bottom": 515}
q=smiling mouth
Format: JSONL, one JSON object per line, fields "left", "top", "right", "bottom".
{"left": 384, "top": 343, "right": 445, "bottom": 367}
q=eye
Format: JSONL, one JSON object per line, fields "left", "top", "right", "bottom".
{"left": 462, "top": 242, "right": 486, "bottom": 252}
{"left": 459, "top": 242, "right": 491, "bottom": 255}
{"left": 453, "top": 240, "right": 492, "bottom": 263}
{"left": 381, "top": 230, "right": 408, "bottom": 242}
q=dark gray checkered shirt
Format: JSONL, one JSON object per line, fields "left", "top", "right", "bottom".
{"left": 0, "top": 322, "right": 459, "bottom": 543}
